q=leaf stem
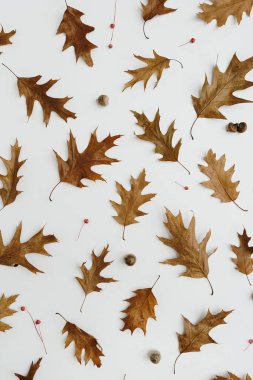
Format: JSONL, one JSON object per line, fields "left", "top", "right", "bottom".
{"left": 143, "top": 21, "right": 149, "bottom": 39}
{"left": 122, "top": 225, "right": 126, "bottom": 241}
{"left": 80, "top": 294, "right": 87, "bottom": 313}
{"left": 151, "top": 274, "right": 160, "bottom": 290}
{"left": 49, "top": 181, "right": 61, "bottom": 201}
{"left": 2, "top": 63, "right": 18, "bottom": 78}
{"left": 55, "top": 312, "right": 67, "bottom": 322}
{"left": 190, "top": 117, "right": 198, "bottom": 140}
{"left": 177, "top": 160, "right": 190, "bottom": 175}
{"left": 206, "top": 276, "right": 214, "bottom": 295}
{"left": 170, "top": 59, "right": 183, "bottom": 69}
{"left": 246, "top": 274, "right": 252, "bottom": 286}
{"left": 232, "top": 200, "right": 248, "bottom": 212}
{"left": 173, "top": 353, "right": 181, "bottom": 374}
{"left": 65, "top": 0, "right": 68, "bottom": 7}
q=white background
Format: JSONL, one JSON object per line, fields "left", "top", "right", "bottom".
{"left": 0, "top": 0, "right": 253, "bottom": 379}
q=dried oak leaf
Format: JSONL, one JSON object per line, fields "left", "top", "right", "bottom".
{"left": 158, "top": 208, "right": 216, "bottom": 295}
{"left": 132, "top": 109, "right": 190, "bottom": 174}
{"left": 198, "top": 149, "right": 247, "bottom": 212}
{"left": 0, "top": 223, "right": 57, "bottom": 274}
{"left": 231, "top": 228, "right": 253, "bottom": 286}
{"left": 0, "top": 293, "right": 18, "bottom": 332}
{"left": 110, "top": 169, "right": 156, "bottom": 240}
{"left": 141, "top": 0, "right": 176, "bottom": 39}
{"left": 121, "top": 276, "right": 159, "bottom": 335}
{"left": 214, "top": 373, "right": 252, "bottom": 380}
{"left": 0, "top": 140, "right": 26, "bottom": 210}
{"left": 3, "top": 64, "right": 76, "bottom": 126}
{"left": 123, "top": 50, "right": 182, "bottom": 91}
{"left": 198, "top": 0, "right": 253, "bottom": 27}
{"left": 0, "top": 26, "right": 15, "bottom": 53}
{"left": 15, "top": 358, "right": 42, "bottom": 380}
{"left": 50, "top": 129, "right": 121, "bottom": 200}
{"left": 190, "top": 54, "right": 253, "bottom": 139}
{"left": 174, "top": 309, "right": 232, "bottom": 374}
{"left": 57, "top": 5, "right": 97, "bottom": 67}
{"left": 57, "top": 313, "right": 104, "bottom": 367}
{"left": 76, "top": 244, "right": 116, "bottom": 311}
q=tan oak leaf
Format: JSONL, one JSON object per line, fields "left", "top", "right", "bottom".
{"left": 231, "top": 228, "right": 253, "bottom": 286}
{"left": 0, "top": 223, "right": 57, "bottom": 274}
{"left": 76, "top": 245, "right": 116, "bottom": 312}
{"left": 2, "top": 64, "right": 76, "bottom": 126}
{"left": 132, "top": 109, "right": 190, "bottom": 174}
{"left": 121, "top": 276, "right": 159, "bottom": 335}
{"left": 15, "top": 358, "right": 42, "bottom": 380}
{"left": 190, "top": 54, "right": 253, "bottom": 139}
{"left": 57, "top": 5, "right": 97, "bottom": 67}
{"left": 0, "top": 293, "right": 18, "bottom": 332}
{"left": 50, "top": 129, "right": 121, "bottom": 200}
{"left": 141, "top": 0, "right": 176, "bottom": 38}
{"left": 198, "top": 0, "right": 253, "bottom": 27}
{"left": 174, "top": 310, "right": 232, "bottom": 374}
{"left": 198, "top": 149, "right": 247, "bottom": 212}
{"left": 0, "top": 26, "right": 15, "bottom": 53}
{"left": 123, "top": 50, "right": 182, "bottom": 91}
{"left": 214, "top": 373, "right": 252, "bottom": 380}
{"left": 110, "top": 169, "right": 156, "bottom": 240}
{"left": 0, "top": 140, "right": 26, "bottom": 210}
{"left": 56, "top": 313, "right": 104, "bottom": 367}
{"left": 158, "top": 208, "right": 216, "bottom": 294}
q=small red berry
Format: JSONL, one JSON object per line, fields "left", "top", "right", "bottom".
{"left": 84, "top": 219, "right": 89, "bottom": 224}
{"left": 108, "top": 43, "right": 113, "bottom": 49}
{"left": 249, "top": 339, "right": 253, "bottom": 344}
{"left": 184, "top": 186, "right": 189, "bottom": 190}
{"left": 110, "top": 23, "right": 115, "bottom": 29}
{"left": 20, "top": 306, "right": 26, "bottom": 311}
{"left": 35, "top": 320, "right": 41, "bottom": 325}
{"left": 190, "top": 37, "right": 196, "bottom": 43}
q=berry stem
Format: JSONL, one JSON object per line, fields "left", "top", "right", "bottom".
{"left": 2, "top": 63, "right": 18, "bottom": 78}
{"left": 26, "top": 310, "right": 47, "bottom": 355}
{"left": 80, "top": 294, "right": 87, "bottom": 313}
{"left": 143, "top": 21, "right": 149, "bottom": 39}
{"left": 77, "top": 223, "right": 85, "bottom": 240}
{"left": 109, "top": 0, "right": 118, "bottom": 45}
{"left": 123, "top": 375, "right": 126, "bottom": 380}
{"left": 49, "top": 181, "right": 61, "bottom": 201}
{"left": 37, "top": 324, "right": 48, "bottom": 355}
{"left": 177, "top": 160, "right": 190, "bottom": 175}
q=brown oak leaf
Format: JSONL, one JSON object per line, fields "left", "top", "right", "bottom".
{"left": 198, "top": 149, "right": 247, "bottom": 212}
{"left": 214, "top": 373, "right": 252, "bottom": 380}
{"left": 110, "top": 169, "right": 156, "bottom": 240}
{"left": 2, "top": 64, "right": 76, "bottom": 126}
{"left": 174, "top": 309, "right": 232, "bottom": 374}
{"left": 0, "top": 26, "right": 15, "bottom": 53}
{"left": 198, "top": 0, "right": 253, "bottom": 27}
{"left": 0, "top": 140, "right": 26, "bottom": 210}
{"left": 158, "top": 208, "right": 216, "bottom": 295}
{"left": 50, "top": 129, "right": 121, "bottom": 200}
{"left": 15, "top": 358, "right": 42, "bottom": 380}
{"left": 0, "top": 293, "right": 18, "bottom": 332}
{"left": 57, "top": 313, "right": 104, "bottom": 367}
{"left": 190, "top": 54, "right": 253, "bottom": 139}
{"left": 141, "top": 0, "right": 176, "bottom": 39}
{"left": 123, "top": 50, "right": 182, "bottom": 91}
{"left": 231, "top": 228, "right": 253, "bottom": 286}
{"left": 0, "top": 223, "right": 57, "bottom": 274}
{"left": 132, "top": 109, "right": 190, "bottom": 174}
{"left": 121, "top": 276, "right": 159, "bottom": 335}
{"left": 57, "top": 5, "right": 97, "bottom": 67}
{"left": 76, "top": 245, "right": 116, "bottom": 312}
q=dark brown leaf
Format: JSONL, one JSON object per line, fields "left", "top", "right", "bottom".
{"left": 15, "top": 358, "right": 42, "bottom": 380}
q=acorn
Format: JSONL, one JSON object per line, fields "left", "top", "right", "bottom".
{"left": 149, "top": 351, "right": 161, "bottom": 364}
{"left": 226, "top": 122, "right": 237, "bottom": 132}
{"left": 97, "top": 95, "right": 109, "bottom": 106}
{"left": 237, "top": 122, "right": 247, "bottom": 133}
{"left": 124, "top": 254, "right": 136, "bottom": 266}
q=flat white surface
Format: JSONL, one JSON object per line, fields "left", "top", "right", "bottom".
{"left": 0, "top": 0, "right": 253, "bottom": 379}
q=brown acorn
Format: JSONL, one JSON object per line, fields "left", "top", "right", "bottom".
{"left": 97, "top": 95, "right": 109, "bottom": 106}
{"left": 149, "top": 351, "right": 161, "bottom": 364}
{"left": 124, "top": 254, "right": 136, "bottom": 266}
{"left": 237, "top": 122, "right": 247, "bottom": 133}
{"left": 226, "top": 122, "right": 237, "bottom": 132}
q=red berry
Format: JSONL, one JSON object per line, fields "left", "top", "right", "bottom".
{"left": 190, "top": 37, "right": 196, "bottom": 43}
{"left": 84, "top": 218, "right": 89, "bottom": 224}
{"left": 20, "top": 306, "right": 26, "bottom": 311}
{"left": 249, "top": 339, "right": 253, "bottom": 344}
{"left": 108, "top": 43, "right": 113, "bottom": 49}
{"left": 35, "top": 320, "right": 41, "bottom": 325}
{"left": 184, "top": 186, "right": 189, "bottom": 190}
{"left": 110, "top": 23, "right": 115, "bottom": 29}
